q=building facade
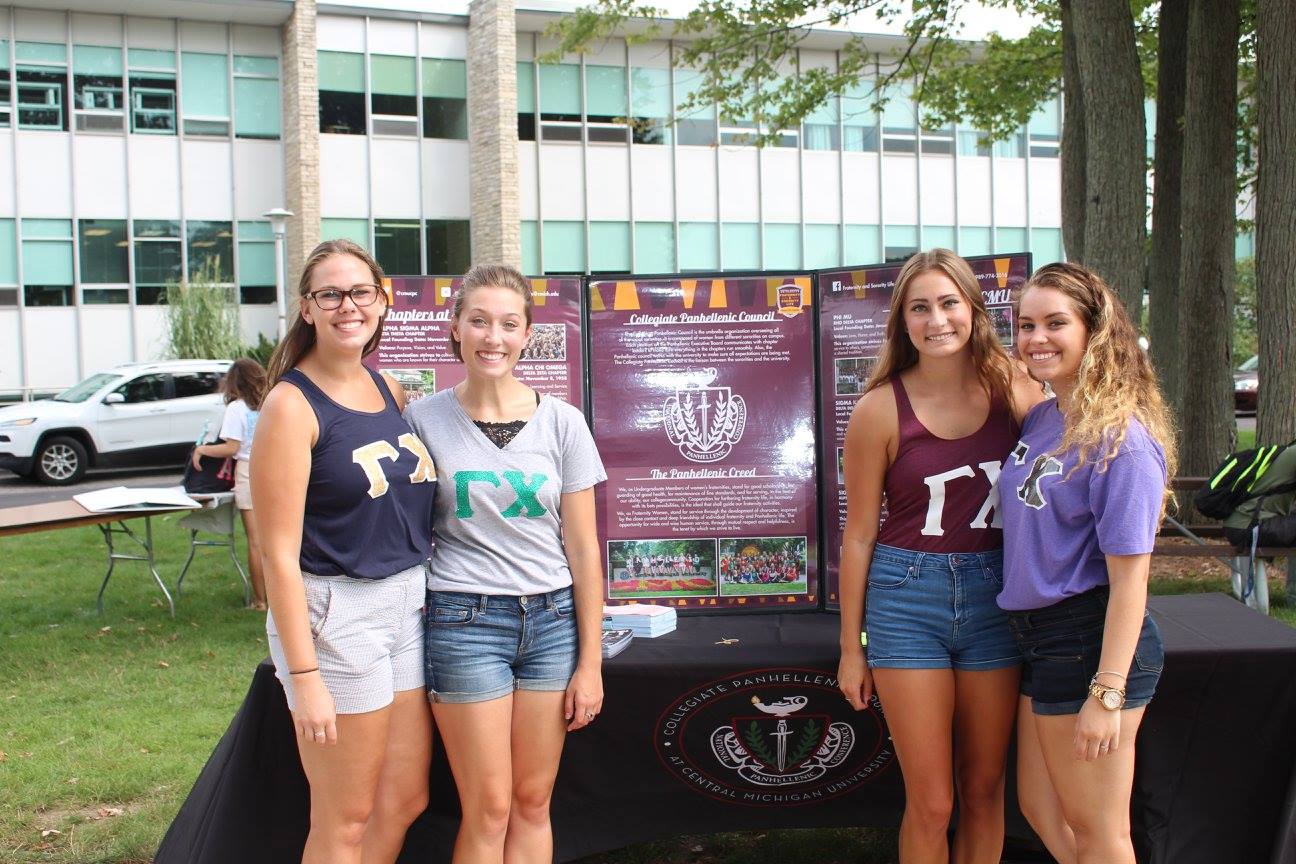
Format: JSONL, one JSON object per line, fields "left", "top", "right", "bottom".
{"left": 0, "top": 0, "right": 1065, "bottom": 396}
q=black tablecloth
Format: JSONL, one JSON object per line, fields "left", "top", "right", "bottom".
{"left": 156, "top": 593, "right": 1296, "bottom": 864}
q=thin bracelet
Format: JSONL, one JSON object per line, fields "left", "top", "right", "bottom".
{"left": 1095, "top": 669, "right": 1127, "bottom": 681}
{"left": 289, "top": 666, "right": 319, "bottom": 676}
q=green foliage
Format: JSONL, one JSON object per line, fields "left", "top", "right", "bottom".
{"left": 163, "top": 258, "right": 242, "bottom": 361}
{"left": 241, "top": 332, "right": 278, "bottom": 368}
{"left": 1234, "top": 257, "right": 1257, "bottom": 367}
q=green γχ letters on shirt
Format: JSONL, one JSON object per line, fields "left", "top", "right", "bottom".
{"left": 500, "top": 470, "right": 549, "bottom": 518}
{"left": 453, "top": 470, "right": 549, "bottom": 518}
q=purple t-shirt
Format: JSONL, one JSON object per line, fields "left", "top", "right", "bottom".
{"left": 998, "top": 399, "right": 1167, "bottom": 611}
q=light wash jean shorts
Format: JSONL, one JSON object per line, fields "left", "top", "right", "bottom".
{"left": 267, "top": 560, "right": 426, "bottom": 714}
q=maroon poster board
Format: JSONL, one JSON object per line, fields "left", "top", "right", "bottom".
{"left": 589, "top": 275, "right": 820, "bottom": 613}
{"left": 816, "top": 253, "right": 1032, "bottom": 608}
{"left": 366, "top": 276, "right": 585, "bottom": 409}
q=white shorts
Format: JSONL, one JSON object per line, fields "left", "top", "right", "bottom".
{"left": 267, "top": 561, "right": 426, "bottom": 714}
{"left": 233, "top": 459, "right": 253, "bottom": 510}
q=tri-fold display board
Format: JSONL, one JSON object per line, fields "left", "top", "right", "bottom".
{"left": 373, "top": 252, "right": 1030, "bottom": 613}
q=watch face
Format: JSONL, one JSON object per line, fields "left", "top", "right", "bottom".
{"left": 1101, "top": 690, "right": 1122, "bottom": 710}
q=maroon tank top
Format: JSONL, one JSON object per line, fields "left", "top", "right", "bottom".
{"left": 876, "top": 376, "right": 1019, "bottom": 553}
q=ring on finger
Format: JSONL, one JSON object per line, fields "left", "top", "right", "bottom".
{"left": 585, "top": 711, "right": 596, "bottom": 720}
{"left": 314, "top": 730, "right": 325, "bottom": 739}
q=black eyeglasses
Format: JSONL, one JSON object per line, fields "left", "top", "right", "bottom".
{"left": 306, "top": 284, "right": 386, "bottom": 310}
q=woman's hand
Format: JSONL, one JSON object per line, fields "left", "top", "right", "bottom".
{"left": 292, "top": 672, "right": 338, "bottom": 746}
{"left": 1073, "top": 698, "right": 1121, "bottom": 761}
{"left": 838, "top": 647, "right": 874, "bottom": 711}
{"left": 564, "top": 663, "right": 604, "bottom": 732}
{"left": 190, "top": 447, "right": 205, "bottom": 470}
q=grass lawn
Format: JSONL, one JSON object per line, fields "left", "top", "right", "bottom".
{"left": 0, "top": 519, "right": 1289, "bottom": 862}
{"left": 719, "top": 580, "right": 810, "bottom": 596}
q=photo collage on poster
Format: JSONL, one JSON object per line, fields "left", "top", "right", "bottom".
{"left": 588, "top": 276, "right": 820, "bottom": 611}
{"left": 816, "top": 253, "right": 1032, "bottom": 608}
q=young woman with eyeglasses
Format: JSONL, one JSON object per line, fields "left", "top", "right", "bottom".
{"left": 253, "top": 240, "right": 436, "bottom": 864}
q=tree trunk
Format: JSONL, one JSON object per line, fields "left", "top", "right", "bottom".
{"left": 1256, "top": 0, "right": 1296, "bottom": 444}
{"left": 1069, "top": 0, "right": 1145, "bottom": 318}
{"left": 1148, "top": 0, "right": 1188, "bottom": 416}
{"left": 1179, "top": 0, "right": 1239, "bottom": 475}
{"left": 1060, "top": 0, "right": 1086, "bottom": 263}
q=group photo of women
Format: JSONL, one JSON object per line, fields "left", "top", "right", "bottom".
{"left": 231, "top": 238, "right": 1171, "bottom": 864}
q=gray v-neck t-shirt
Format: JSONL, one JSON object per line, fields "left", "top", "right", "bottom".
{"left": 405, "top": 389, "right": 606, "bottom": 596}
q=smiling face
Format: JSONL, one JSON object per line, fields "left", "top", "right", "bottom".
{"left": 901, "top": 269, "right": 974, "bottom": 359}
{"left": 1016, "top": 284, "right": 1089, "bottom": 388}
{"left": 451, "top": 285, "right": 532, "bottom": 381}
{"left": 300, "top": 253, "right": 386, "bottom": 354}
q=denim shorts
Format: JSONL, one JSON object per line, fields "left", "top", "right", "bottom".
{"left": 424, "top": 586, "right": 577, "bottom": 704}
{"left": 865, "top": 543, "right": 1020, "bottom": 671}
{"left": 1008, "top": 586, "right": 1164, "bottom": 716}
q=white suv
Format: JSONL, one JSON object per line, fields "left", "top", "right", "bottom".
{"left": 0, "top": 360, "right": 232, "bottom": 485}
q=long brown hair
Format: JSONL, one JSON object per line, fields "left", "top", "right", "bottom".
{"left": 222, "top": 358, "right": 268, "bottom": 410}
{"left": 1019, "top": 263, "right": 1178, "bottom": 511}
{"left": 863, "top": 248, "right": 1014, "bottom": 407}
{"left": 266, "top": 240, "right": 387, "bottom": 385}
{"left": 449, "top": 264, "right": 533, "bottom": 362}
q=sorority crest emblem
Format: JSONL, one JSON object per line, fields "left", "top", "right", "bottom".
{"left": 777, "top": 283, "right": 804, "bottom": 318}
{"left": 663, "top": 370, "right": 746, "bottom": 463}
{"left": 655, "top": 668, "right": 895, "bottom": 807}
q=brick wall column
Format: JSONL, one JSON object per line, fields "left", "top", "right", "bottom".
{"left": 468, "top": 0, "right": 521, "bottom": 268}
{"left": 282, "top": 0, "right": 321, "bottom": 292}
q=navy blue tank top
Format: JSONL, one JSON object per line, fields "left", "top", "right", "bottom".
{"left": 282, "top": 367, "right": 435, "bottom": 580}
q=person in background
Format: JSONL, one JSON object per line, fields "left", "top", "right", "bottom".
{"left": 1001, "top": 262, "right": 1174, "bottom": 864}
{"left": 253, "top": 240, "right": 436, "bottom": 864}
{"left": 837, "top": 249, "right": 1044, "bottom": 863}
{"left": 405, "top": 264, "right": 606, "bottom": 864}
{"left": 192, "top": 358, "right": 268, "bottom": 610}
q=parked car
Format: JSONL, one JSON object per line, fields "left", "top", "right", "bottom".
{"left": 1235, "top": 355, "right": 1259, "bottom": 415}
{"left": 0, "top": 360, "right": 231, "bottom": 485}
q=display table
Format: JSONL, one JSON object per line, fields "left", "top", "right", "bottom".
{"left": 156, "top": 594, "right": 1296, "bottom": 864}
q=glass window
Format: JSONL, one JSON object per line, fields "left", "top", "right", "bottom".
{"left": 370, "top": 54, "right": 416, "bottom": 118}
{"left": 1031, "top": 227, "right": 1064, "bottom": 265}
{"left": 629, "top": 67, "right": 670, "bottom": 145}
{"left": 993, "top": 130, "right": 1026, "bottom": 159}
{"left": 995, "top": 226, "right": 1028, "bottom": 253}
{"left": 128, "top": 49, "right": 176, "bottom": 135}
{"left": 804, "top": 95, "right": 839, "bottom": 152}
{"left": 0, "top": 218, "right": 17, "bottom": 284}
{"left": 234, "top": 55, "right": 280, "bottom": 140}
{"left": 844, "top": 225, "right": 881, "bottom": 264}
{"left": 542, "top": 221, "right": 585, "bottom": 273}
{"left": 238, "top": 220, "right": 276, "bottom": 304}
{"left": 187, "top": 221, "right": 234, "bottom": 282}
{"left": 883, "top": 225, "right": 918, "bottom": 262}
{"left": 16, "top": 44, "right": 68, "bottom": 130}
{"left": 72, "top": 45, "right": 124, "bottom": 131}
{"left": 318, "top": 50, "right": 365, "bottom": 135}
{"left": 539, "top": 63, "right": 581, "bottom": 142}
{"left": 422, "top": 58, "right": 467, "bottom": 139}
{"left": 517, "top": 61, "right": 535, "bottom": 142}
{"left": 880, "top": 79, "right": 916, "bottom": 154}
{"left": 520, "top": 220, "right": 540, "bottom": 274}
{"left": 0, "top": 39, "right": 10, "bottom": 128}
{"left": 22, "top": 219, "right": 74, "bottom": 306}
{"left": 804, "top": 224, "right": 841, "bottom": 268}
{"left": 763, "top": 224, "right": 801, "bottom": 270}
{"left": 920, "top": 118, "right": 954, "bottom": 155}
{"left": 635, "top": 222, "right": 674, "bottom": 273}
{"left": 957, "top": 129, "right": 991, "bottom": 157}
{"left": 678, "top": 222, "right": 718, "bottom": 271}
{"left": 674, "top": 68, "right": 716, "bottom": 146}
{"left": 1028, "top": 97, "right": 1060, "bottom": 139}
{"left": 425, "top": 219, "right": 470, "bottom": 274}
{"left": 586, "top": 64, "right": 628, "bottom": 143}
{"left": 321, "top": 217, "right": 369, "bottom": 249}
{"left": 374, "top": 219, "right": 421, "bottom": 275}
{"left": 133, "top": 220, "right": 182, "bottom": 304}
{"left": 958, "top": 226, "right": 991, "bottom": 256}
{"left": 842, "top": 78, "right": 878, "bottom": 153}
{"left": 173, "top": 371, "right": 223, "bottom": 398}
{"left": 588, "top": 222, "right": 630, "bottom": 273}
{"left": 79, "top": 219, "right": 129, "bottom": 284}
{"left": 180, "top": 52, "right": 229, "bottom": 136}
{"left": 721, "top": 222, "right": 760, "bottom": 270}
{"left": 1236, "top": 231, "right": 1254, "bottom": 260}
{"left": 114, "top": 373, "right": 168, "bottom": 403}
{"left": 922, "top": 225, "right": 956, "bottom": 251}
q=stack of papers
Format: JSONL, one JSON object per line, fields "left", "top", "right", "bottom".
{"left": 601, "top": 628, "right": 634, "bottom": 659}
{"left": 73, "top": 486, "right": 202, "bottom": 513}
{"left": 602, "top": 603, "right": 677, "bottom": 638}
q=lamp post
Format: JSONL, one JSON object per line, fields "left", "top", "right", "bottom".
{"left": 263, "top": 207, "right": 294, "bottom": 339}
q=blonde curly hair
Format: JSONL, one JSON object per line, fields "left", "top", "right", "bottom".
{"left": 1019, "top": 263, "right": 1178, "bottom": 514}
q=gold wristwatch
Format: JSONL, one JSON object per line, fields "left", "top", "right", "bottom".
{"left": 1088, "top": 676, "right": 1126, "bottom": 711}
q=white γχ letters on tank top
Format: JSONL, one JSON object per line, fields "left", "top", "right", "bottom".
{"left": 352, "top": 436, "right": 437, "bottom": 499}
{"left": 921, "top": 462, "right": 1003, "bottom": 536}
